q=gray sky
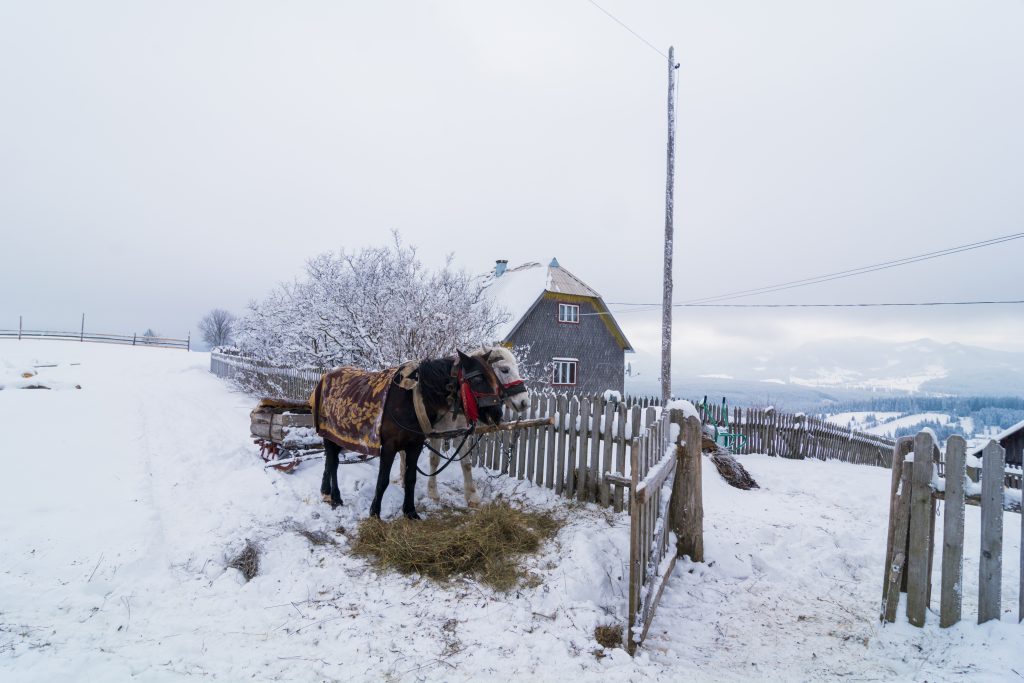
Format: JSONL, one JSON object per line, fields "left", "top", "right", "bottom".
{"left": 2, "top": 1, "right": 1022, "bottom": 361}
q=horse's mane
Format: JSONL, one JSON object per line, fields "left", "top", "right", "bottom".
{"left": 417, "top": 357, "right": 455, "bottom": 403}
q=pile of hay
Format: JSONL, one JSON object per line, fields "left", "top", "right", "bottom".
{"left": 228, "top": 540, "right": 261, "bottom": 582}
{"left": 352, "top": 501, "right": 562, "bottom": 591}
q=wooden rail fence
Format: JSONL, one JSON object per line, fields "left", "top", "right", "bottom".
{"left": 882, "top": 432, "right": 1023, "bottom": 627}
{"left": 1, "top": 327, "right": 189, "bottom": 350}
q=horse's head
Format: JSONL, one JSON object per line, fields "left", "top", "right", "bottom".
{"left": 476, "top": 346, "right": 530, "bottom": 414}
{"left": 456, "top": 350, "right": 505, "bottom": 426}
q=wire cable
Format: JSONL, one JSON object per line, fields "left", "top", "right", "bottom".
{"left": 579, "top": 299, "right": 1024, "bottom": 316}
{"left": 586, "top": 0, "right": 668, "bottom": 60}
{"left": 604, "top": 231, "right": 1024, "bottom": 310}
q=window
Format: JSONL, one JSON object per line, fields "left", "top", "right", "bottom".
{"left": 558, "top": 303, "right": 580, "bottom": 324}
{"left": 552, "top": 358, "right": 578, "bottom": 386}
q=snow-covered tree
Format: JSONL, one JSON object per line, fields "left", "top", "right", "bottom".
{"left": 236, "top": 232, "right": 508, "bottom": 370}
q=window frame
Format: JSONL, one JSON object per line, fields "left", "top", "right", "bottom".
{"left": 557, "top": 303, "right": 580, "bottom": 324}
{"left": 551, "top": 358, "right": 579, "bottom": 386}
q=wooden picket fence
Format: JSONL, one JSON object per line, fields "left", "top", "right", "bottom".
{"left": 210, "top": 351, "right": 322, "bottom": 400}
{"left": 696, "top": 403, "right": 897, "bottom": 467}
{"left": 882, "top": 432, "right": 1023, "bottom": 627}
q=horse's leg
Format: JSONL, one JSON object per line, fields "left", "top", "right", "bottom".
{"left": 394, "top": 452, "right": 406, "bottom": 487}
{"left": 370, "top": 447, "right": 396, "bottom": 519}
{"left": 320, "top": 444, "right": 333, "bottom": 501}
{"left": 402, "top": 444, "right": 424, "bottom": 520}
{"left": 427, "top": 452, "right": 441, "bottom": 501}
{"left": 322, "top": 440, "right": 343, "bottom": 508}
{"left": 460, "top": 458, "right": 481, "bottom": 507}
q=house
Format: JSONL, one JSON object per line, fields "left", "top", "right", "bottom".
{"left": 483, "top": 258, "right": 633, "bottom": 394}
{"left": 969, "top": 418, "right": 1024, "bottom": 467}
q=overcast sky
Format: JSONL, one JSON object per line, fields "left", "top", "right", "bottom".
{"left": 2, "top": 1, "right": 1022, "bottom": 363}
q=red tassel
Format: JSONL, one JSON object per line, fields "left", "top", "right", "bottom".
{"left": 461, "top": 381, "right": 479, "bottom": 423}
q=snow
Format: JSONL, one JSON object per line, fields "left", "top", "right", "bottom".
{"left": 665, "top": 399, "right": 699, "bottom": 421}
{"left": 2, "top": 340, "right": 1021, "bottom": 681}
{"left": 968, "top": 417, "right": 1024, "bottom": 457}
{"left": 480, "top": 261, "right": 548, "bottom": 340}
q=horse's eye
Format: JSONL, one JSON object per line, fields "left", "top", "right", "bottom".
{"left": 500, "top": 367, "right": 510, "bottom": 374}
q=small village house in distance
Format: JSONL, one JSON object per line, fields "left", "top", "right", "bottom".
{"left": 483, "top": 259, "right": 633, "bottom": 394}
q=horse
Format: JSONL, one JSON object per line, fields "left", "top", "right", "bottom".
{"left": 317, "top": 350, "right": 507, "bottom": 519}
{"left": 413, "top": 346, "right": 529, "bottom": 506}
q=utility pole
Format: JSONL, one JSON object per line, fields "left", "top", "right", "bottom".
{"left": 661, "top": 46, "right": 678, "bottom": 404}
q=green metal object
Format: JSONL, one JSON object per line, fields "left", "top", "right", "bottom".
{"left": 699, "top": 395, "right": 748, "bottom": 451}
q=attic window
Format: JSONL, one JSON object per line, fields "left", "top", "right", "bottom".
{"left": 552, "top": 359, "right": 578, "bottom": 386}
{"left": 558, "top": 303, "right": 580, "bottom": 324}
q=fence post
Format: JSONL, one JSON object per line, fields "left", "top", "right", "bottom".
{"left": 18, "top": 315, "right": 22, "bottom": 340}
{"left": 671, "top": 410, "right": 704, "bottom": 562}
{"left": 940, "top": 435, "right": 966, "bottom": 628}
{"left": 978, "top": 440, "right": 1005, "bottom": 624}
{"left": 906, "top": 430, "right": 934, "bottom": 627}
{"left": 80, "top": 313, "right": 85, "bottom": 342}
{"left": 187, "top": 332, "right": 191, "bottom": 352}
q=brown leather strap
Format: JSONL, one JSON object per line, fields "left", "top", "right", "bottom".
{"left": 412, "top": 384, "right": 434, "bottom": 435}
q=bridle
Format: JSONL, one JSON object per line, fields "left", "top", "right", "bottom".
{"left": 456, "top": 363, "right": 503, "bottom": 424}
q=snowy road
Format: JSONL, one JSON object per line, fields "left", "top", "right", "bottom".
{"left": 1, "top": 341, "right": 1020, "bottom": 682}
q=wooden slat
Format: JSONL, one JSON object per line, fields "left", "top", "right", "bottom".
{"left": 978, "top": 440, "right": 1005, "bottom": 624}
{"left": 525, "top": 395, "right": 540, "bottom": 480}
{"left": 543, "top": 395, "right": 556, "bottom": 488}
{"left": 626, "top": 435, "right": 641, "bottom": 655}
{"left": 883, "top": 461, "right": 914, "bottom": 623}
{"left": 577, "top": 398, "right": 592, "bottom": 500}
{"left": 940, "top": 435, "right": 966, "bottom": 628}
{"left": 589, "top": 401, "right": 604, "bottom": 503}
{"left": 907, "top": 431, "right": 935, "bottom": 627}
{"left": 554, "top": 395, "right": 568, "bottom": 492}
{"left": 614, "top": 403, "right": 627, "bottom": 512}
{"left": 883, "top": 437, "right": 915, "bottom": 600}
{"left": 565, "top": 398, "right": 580, "bottom": 498}
{"left": 600, "top": 402, "right": 614, "bottom": 507}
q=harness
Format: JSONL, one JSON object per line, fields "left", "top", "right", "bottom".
{"left": 391, "top": 356, "right": 526, "bottom": 478}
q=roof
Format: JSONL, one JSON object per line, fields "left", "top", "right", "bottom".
{"left": 482, "top": 259, "right": 633, "bottom": 351}
{"left": 968, "top": 417, "right": 1024, "bottom": 457}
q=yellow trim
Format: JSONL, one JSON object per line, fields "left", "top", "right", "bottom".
{"left": 541, "top": 292, "right": 632, "bottom": 350}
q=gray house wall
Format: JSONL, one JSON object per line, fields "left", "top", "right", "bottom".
{"left": 507, "top": 296, "right": 625, "bottom": 395}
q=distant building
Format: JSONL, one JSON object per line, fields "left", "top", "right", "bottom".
{"left": 483, "top": 258, "right": 633, "bottom": 394}
{"left": 970, "top": 419, "right": 1024, "bottom": 467}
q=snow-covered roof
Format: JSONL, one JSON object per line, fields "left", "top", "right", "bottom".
{"left": 968, "top": 417, "right": 1024, "bottom": 457}
{"left": 482, "top": 258, "right": 632, "bottom": 350}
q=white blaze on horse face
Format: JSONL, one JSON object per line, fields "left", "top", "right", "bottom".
{"left": 486, "top": 347, "right": 530, "bottom": 413}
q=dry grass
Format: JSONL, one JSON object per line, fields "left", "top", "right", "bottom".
{"left": 227, "top": 540, "right": 261, "bottom": 582}
{"left": 593, "top": 623, "right": 623, "bottom": 649}
{"left": 351, "top": 501, "right": 562, "bottom": 591}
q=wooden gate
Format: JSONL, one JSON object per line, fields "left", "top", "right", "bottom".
{"left": 882, "top": 432, "right": 1023, "bottom": 626}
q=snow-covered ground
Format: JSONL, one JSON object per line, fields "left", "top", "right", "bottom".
{"left": 1, "top": 341, "right": 1020, "bottom": 682}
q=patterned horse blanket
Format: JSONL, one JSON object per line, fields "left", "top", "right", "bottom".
{"left": 310, "top": 366, "right": 400, "bottom": 456}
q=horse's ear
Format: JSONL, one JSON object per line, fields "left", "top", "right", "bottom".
{"left": 456, "top": 349, "right": 471, "bottom": 364}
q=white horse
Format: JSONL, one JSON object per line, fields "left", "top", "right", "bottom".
{"left": 398, "top": 346, "right": 530, "bottom": 506}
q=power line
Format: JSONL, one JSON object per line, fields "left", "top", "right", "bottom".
{"left": 585, "top": 0, "right": 668, "bottom": 60}
{"left": 581, "top": 299, "right": 1024, "bottom": 316}
{"left": 604, "top": 231, "right": 1024, "bottom": 310}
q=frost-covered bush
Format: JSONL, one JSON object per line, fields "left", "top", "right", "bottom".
{"left": 236, "top": 233, "right": 509, "bottom": 370}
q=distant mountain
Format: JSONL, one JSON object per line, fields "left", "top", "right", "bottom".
{"left": 624, "top": 338, "right": 1024, "bottom": 409}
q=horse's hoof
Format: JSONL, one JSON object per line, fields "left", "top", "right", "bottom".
{"left": 321, "top": 493, "right": 332, "bottom": 504}
{"left": 369, "top": 506, "right": 381, "bottom": 518}
{"left": 466, "top": 497, "right": 481, "bottom": 508}
{"left": 403, "top": 510, "right": 421, "bottom": 520}
{"left": 330, "top": 498, "right": 343, "bottom": 509}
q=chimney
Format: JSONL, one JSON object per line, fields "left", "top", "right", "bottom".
{"left": 495, "top": 259, "right": 508, "bottom": 277}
